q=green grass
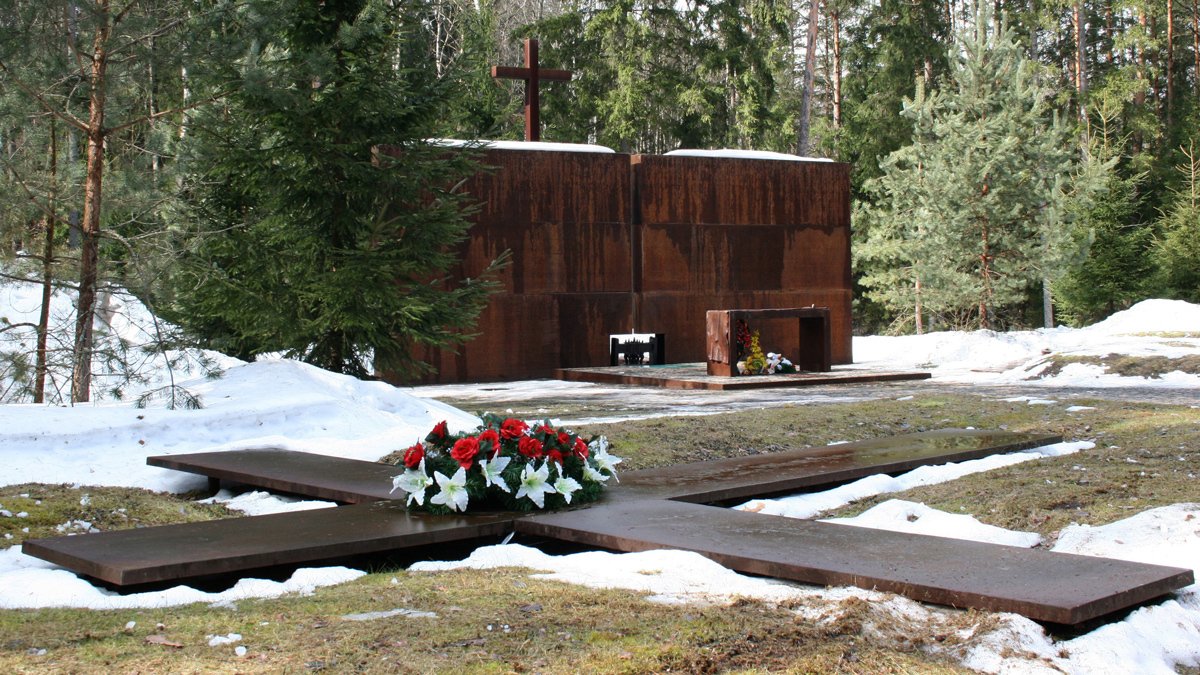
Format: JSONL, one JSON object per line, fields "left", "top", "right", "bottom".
{"left": 1, "top": 484, "right": 231, "bottom": 549}
{"left": 4, "top": 393, "right": 1198, "bottom": 672}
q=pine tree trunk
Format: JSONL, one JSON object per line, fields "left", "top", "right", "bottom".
{"left": 1167, "top": 0, "right": 1174, "bottom": 133}
{"left": 1193, "top": 0, "right": 1199, "bottom": 85}
{"left": 914, "top": 275, "right": 924, "bottom": 335}
{"left": 1134, "top": 9, "right": 1147, "bottom": 153}
{"left": 1075, "top": 2, "right": 1088, "bottom": 126}
{"left": 72, "top": 1, "right": 111, "bottom": 404}
{"left": 1043, "top": 282, "right": 1054, "bottom": 328}
{"left": 1106, "top": 1, "right": 1115, "bottom": 64}
{"left": 35, "top": 119, "right": 58, "bottom": 404}
{"left": 980, "top": 221, "right": 992, "bottom": 331}
{"left": 797, "top": 0, "right": 820, "bottom": 155}
{"left": 831, "top": 8, "right": 841, "bottom": 128}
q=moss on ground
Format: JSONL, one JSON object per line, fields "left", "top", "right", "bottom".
{"left": 0, "top": 484, "right": 231, "bottom": 550}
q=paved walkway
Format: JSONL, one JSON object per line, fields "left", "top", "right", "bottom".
{"left": 411, "top": 378, "right": 1199, "bottom": 426}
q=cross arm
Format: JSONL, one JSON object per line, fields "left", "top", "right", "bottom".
{"left": 490, "top": 66, "right": 573, "bottom": 82}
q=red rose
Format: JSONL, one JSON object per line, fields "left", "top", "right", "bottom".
{"left": 557, "top": 431, "right": 570, "bottom": 446}
{"left": 518, "top": 436, "right": 544, "bottom": 459}
{"left": 534, "top": 424, "right": 553, "bottom": 437}
{"left": 547, "top": 449, "right": 564, "bottom": 466}
{"left": 478, "top": 428, "right": 500, "bottom": 454}
{"left": 450, "top": 437, "right": 480, "bottom": 469}
{"left": 500, "top": 418, "right": 529, "bottom": 440}
{"left": 573, "top": 437, "right": 589, "bottom": 460}
{"left": 403, "top": 443, "right": 425, "bottom": 469}
{"left": 426, "top": 420, "right": 449, "bottom": 444}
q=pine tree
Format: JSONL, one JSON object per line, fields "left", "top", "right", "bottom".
{"left": 166, "top": 0, "right": 506, "bottom": 380}
{"left": 858, "top": 8, "right": 1110, "bottom": 332}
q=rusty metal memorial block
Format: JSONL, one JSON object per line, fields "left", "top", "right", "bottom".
{"left": 705, "top": 307, "right": 832, "bottom": 377}
{"left": 391, "top": 149, "right": 854, "bottom": 385}
{"left": 22, "top": 430, "right": 1195, "bottom": 625}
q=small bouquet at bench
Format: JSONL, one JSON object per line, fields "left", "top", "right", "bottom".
{"left": 736, "top": 320, "right": 798, "bottom": 375}
{"left": 388, "top": 413, "right": 621, "bottom": 514}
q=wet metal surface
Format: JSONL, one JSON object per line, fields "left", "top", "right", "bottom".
{"left": 614, "top": 429, "right": 1061, "bottom": 503}
{"left": 26, "top": 428, "right": 1196, "bottom": 624}
{"left": 148, "top": 449, "right": 404, "bottom": 504}
{"left": 516, "top": 499, "right": 1194, "bottom": 625}
{"left": 22, "top": 502, "right": 512, "bottom": 587}
{"left": 555, "top": 363, "right": 929, "bottom": 391}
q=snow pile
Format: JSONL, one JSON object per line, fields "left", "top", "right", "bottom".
{"left": 0, "top": 359, "right": 479, "bottom": 493}
{"left": 0, "top": 546, "right": 364, "bottom": 610}
{"left": 1088, "top": 299, "right": 1200, "bottom": 335}
{"left": 0, "top": 281, "right": 239, "bottom": 404}
{"left": 737, "top": 440, "right": 1091, "bottom": 520}
{"left": 853, "top": 299, "right": 1200, "bottom": 387}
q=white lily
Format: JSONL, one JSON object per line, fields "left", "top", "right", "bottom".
{"left": 479, "top": 454, "right": 512, "bottom": 493}
{"left": 550, "top": 463, "right": 582, "bottom": 504}
{"left": 515, "top": 461, "right": 556, "bottom": 508}
{"left": 390, "top": 459, "right": 434, "bottom": 506}
{"left": 429, "top": 467, "right": 470, "bottom": 512}
{"left": 589, "top": 440, "right": 623, "bottom": 482}
{"left": 582, "top": 463, "right": 610, "bottom": 483}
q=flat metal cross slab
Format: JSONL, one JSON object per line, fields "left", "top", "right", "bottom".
{"left": 22, "top": 430, "right": 1195, "bottom": 625}
{"left": 491, "top": 38, "right": 572, "bottom": 142}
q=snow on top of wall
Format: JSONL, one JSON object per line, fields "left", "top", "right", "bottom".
{"left": 427, "top": 139, "right": 616, "bottom": 153}
{"left": 664, "top": 148, "right": 833, "bottom": 162}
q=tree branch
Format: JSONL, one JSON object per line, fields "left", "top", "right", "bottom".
{"left": 0, "top": 60, "right": 89, "bottom": 132}
{"left": 106, "top": 91, "right": 231, "bottom": 135}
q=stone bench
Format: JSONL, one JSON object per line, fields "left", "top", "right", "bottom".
{"left": 706, "top": 307, "right": 831, "bottom": 376}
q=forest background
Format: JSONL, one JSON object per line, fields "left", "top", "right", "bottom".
{"left": 1, "top": 0, "right": 1198, "bottom": 404}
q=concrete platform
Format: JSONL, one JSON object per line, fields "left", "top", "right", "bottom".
{"left": 555, "top": 363, "right": 930, "bottom": 390}
{"left": 516, "top": 498, "right": 1194, "bottom": 625}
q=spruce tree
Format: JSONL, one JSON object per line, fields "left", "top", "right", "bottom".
{"left": 1154, "top": 142, "right": 1200, "bottom": 302}
{"left": 1054, "top": 104, "right": 1157, "bottom": 325}
{"left": 167, "top": 0, "right": 505, "bottom": 379}
{"left": 858, "top": 8, "right": 1109, "bottom": 332}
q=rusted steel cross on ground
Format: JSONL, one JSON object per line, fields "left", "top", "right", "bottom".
{"left": 491, "top": 38, "right": 572, "bottom": 142}
{"left": 22, "top": 430, "right": 1196, "bottom": 625}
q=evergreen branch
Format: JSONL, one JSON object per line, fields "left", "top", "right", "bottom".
{"left": 0, "top": 60, "right": 90, "bottom": 133}
{"left": 106, "top": 91, "right": 231, "bottom": 135}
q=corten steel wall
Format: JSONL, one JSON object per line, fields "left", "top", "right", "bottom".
{"left": 403, "top": 149, "right": 852, "bottom": 384}
{"left": 632, "top": 154, "right": 853, "bottom": 366}
{"left": 412, "top": 148, "right": 635, "bottom": 383}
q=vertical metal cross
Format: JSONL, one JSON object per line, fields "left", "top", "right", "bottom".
{"left": 491, "top": 39, "right": 573, "bottom": 142}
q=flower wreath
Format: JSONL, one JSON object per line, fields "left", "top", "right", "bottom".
{"left": 388, "top": 413, "right": 621, "bottom": 514}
